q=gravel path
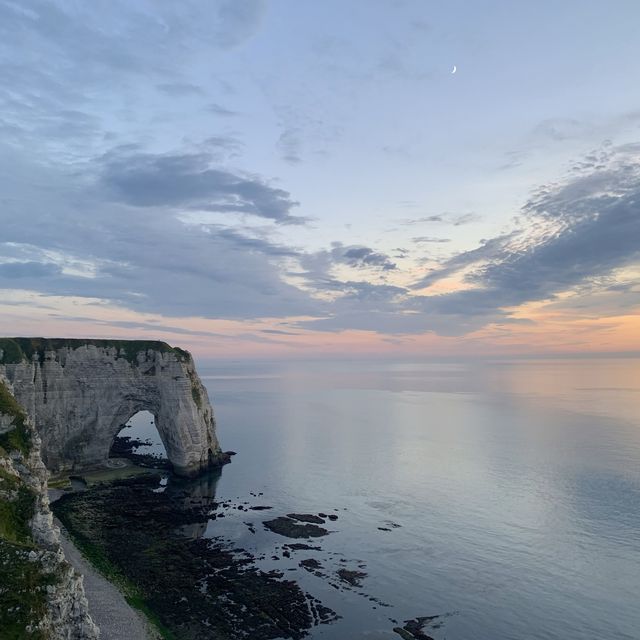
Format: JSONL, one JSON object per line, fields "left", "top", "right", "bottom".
{"left": 55, "top": 517, "right": 157, "bottom": 640}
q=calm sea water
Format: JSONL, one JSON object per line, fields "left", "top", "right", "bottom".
{"left": 128, "top": 358, "right": 640, "bottom": 640}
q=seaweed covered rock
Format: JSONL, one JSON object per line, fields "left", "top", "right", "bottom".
{"left": 263, "top": 516, "right": 330, "bottom": 538}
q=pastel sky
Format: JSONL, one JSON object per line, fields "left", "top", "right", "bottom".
{"left": 1, "top": 0, "right": 640, "bottom": 359}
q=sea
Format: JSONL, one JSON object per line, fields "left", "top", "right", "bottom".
{"left": 127, "top": 357, "right": 640, "bottom": 640}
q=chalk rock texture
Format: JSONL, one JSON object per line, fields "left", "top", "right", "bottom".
{"left": 0, "top": 338, "right": 223, "bottom": 477}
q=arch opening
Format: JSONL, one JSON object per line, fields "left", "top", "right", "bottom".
{"left": 109, "top": 410, "right": 172, "bottom": 471}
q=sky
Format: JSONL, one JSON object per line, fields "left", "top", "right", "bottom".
{"left": 1, "top": 0, "right": 640, "bottom": 360}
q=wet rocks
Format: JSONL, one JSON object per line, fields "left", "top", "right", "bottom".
{"left": 286, "top": 513, "right": 325, "bottom": 524}
{"left": 299, "top": 558, "right": 322, "bottom": 570}
{"left": 336, "top": 568, "right": 368, "bottom": 587}
{"left": 263, "top": 516, "right": 329, "bottom": 539}
{"left": 298, "top": 558, "right": 329, "bottom": 580}
{"left": 392, "top": 615, "right": 442, "bottom": 640}
{"left": 284, "top": 543, "right": 322, "bottom": 551}
{"left": 110, "top": 435, "right": 172, "bottom": 471}
{"left": 393, "top": 627, "right": 417, "bottom": 640}
{"left": 53, "top": 475, "right": 338, "bottom": 640}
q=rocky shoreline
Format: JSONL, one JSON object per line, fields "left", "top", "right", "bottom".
{"left": 52, "top": 473, "right": 340, "bottom": 639}
{"left": 50, "top": 464, "right": 450, "bottom": 640}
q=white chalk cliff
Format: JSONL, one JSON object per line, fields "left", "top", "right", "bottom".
{"left": 0, "top": 338, "right": 224, "bottom": 477}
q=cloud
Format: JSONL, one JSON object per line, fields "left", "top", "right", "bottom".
{"left": 399, "top": 215, "right": 444, "bottom": 224}
{"left": 294, "top": 244, "right": 398, "bottom": 300}
{"left": 210, "top": 0, "right": 266, "bottom": 49}
{"left": 98, "top": 148, "right": 303, "bottom": 223}
{"left": 451, "top": 213, "right": 481, "bottom": 226}
{"left": 339, "top": 246, "right": 397, "bottom": 271}
{"left": 297, "top": 145, "right": 640, "bottom": 336}
{"left": 193, "top": 136, "right": 244, "bottom": 162}
{"left": 398, "top": 212, "right": 480, "bottom": 226}
{"left": 277, "top": 127, "right": 302, "bottom": 165}
{"left": 45, "top": 315, "right": 231, "bottom": 339}
{"left": 412, "top": 233, "right": 515, "bottom": 289}
{"left": 0, "top": 261, "right": 61, "bottom": 278}
{"left": 0, "top": 1, "right": 266, "bottom": 74}
{"left": 412, "top": 237, "right": 451, "bottom": 244}
{"left": 157, "top": 82, "right": 204, "bottom": 97}
{"left": 532, "top": 117, "right": 589, "bottom": 142}
{"left": 0, "top": 145, "right": 318, "bottom": 320}
{"left": 0, "top": 0, "right": 265, "bottom": 151}
{"left": 407, "top": 145, "right": 640, "bottom": 326}
{"left": 260, "top": 329, "right": 300, "bottom": 336}
{"left": 206, "top": 103, "right": 239, "bottom": 117}
{"left": 211, "top": 226, "right": 299, "bottom": 257}
{"left": 2, "top": 120, "right": 640, "bottom": 340}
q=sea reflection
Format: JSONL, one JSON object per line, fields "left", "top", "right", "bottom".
{"left": 198, "top": 358, "right": 640, "bottom": 640}
{"left": 165, "top": 469, "right": 222, "bottom": 539}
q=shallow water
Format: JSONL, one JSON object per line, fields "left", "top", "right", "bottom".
{"left": 129, "top": 358, "right": 640, "bottom": 639}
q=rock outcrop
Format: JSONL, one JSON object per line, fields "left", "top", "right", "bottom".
{"left": 0, "top": 374, "right": 99, "bottom": 639}
{"left": 0, "top": 338, "right": 224, "bottom": 478}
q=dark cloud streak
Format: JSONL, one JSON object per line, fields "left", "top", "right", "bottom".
{"left": 99, "top": 149, "right": 303, "bottom": 224}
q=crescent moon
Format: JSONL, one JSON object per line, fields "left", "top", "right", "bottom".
{"left": 451, "top": 65, "right": 457, "bottom": 74}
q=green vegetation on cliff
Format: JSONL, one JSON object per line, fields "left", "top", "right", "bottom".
{"left": 0, "top": 380, "right": 31, "bottom": 456}
{"left": 0, "top": 540, "right": 53, "bottom": 640}
{"left": 0, "top": 339, "right": 23, "bottom": 364}
{"left": 0, "top": 337, "right": 191, "bottom": 365}
{"left": 187, "top": 370, "right": 203, "bottom": 409}
{"left": 0, "top": 384, "right": 50, "bottom": 639}
{"left": 0, "top": 466, "right": 36, "bottom": 544}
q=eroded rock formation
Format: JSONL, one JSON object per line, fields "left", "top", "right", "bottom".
{"left": 0, "top": 338, "right": 224, "bottom": 477}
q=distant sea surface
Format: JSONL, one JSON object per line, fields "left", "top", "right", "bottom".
{"left": 134, "top": 358, "right": 640, "bottom": 639}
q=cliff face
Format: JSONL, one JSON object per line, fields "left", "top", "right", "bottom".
{"left": 0, "top": 338, "right": 223, "bottom": 478}
{"left": 0, "top": 376, "right": 99, "bottom": 639}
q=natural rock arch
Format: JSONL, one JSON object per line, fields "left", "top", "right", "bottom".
{"left": 0, "top": 338, "right": 224, "bottom": 477}
{"left": 109, "top": 410, "right": 167, "bottom": 459}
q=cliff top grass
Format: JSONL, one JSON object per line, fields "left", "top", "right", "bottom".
{"left": 0, "top": 337, "right": 191, "bottom": 365}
